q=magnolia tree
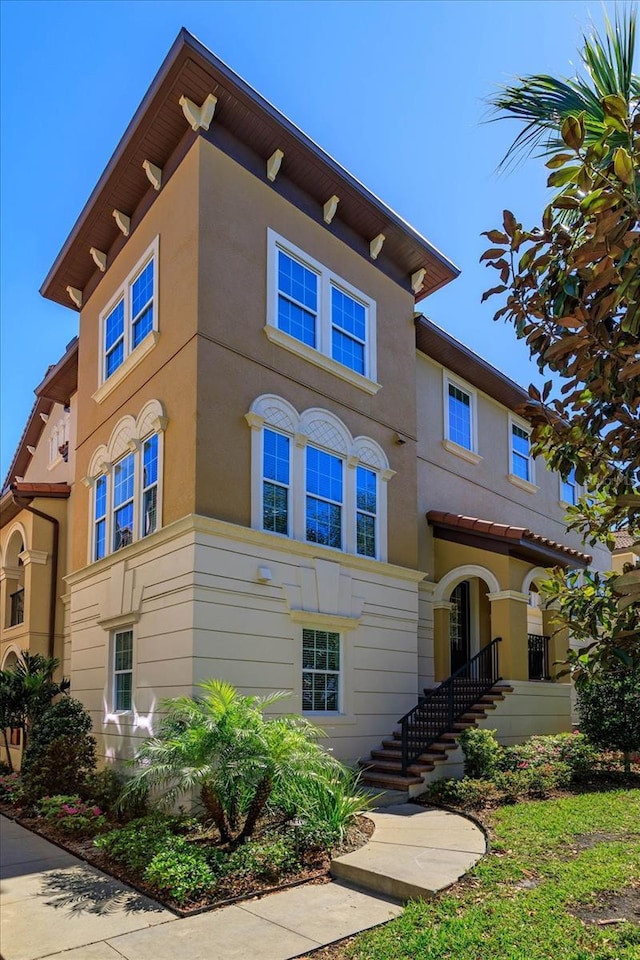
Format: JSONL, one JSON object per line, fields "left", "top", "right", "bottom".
{"left": 483, "top": 10, "right": 639, "bottom": 680}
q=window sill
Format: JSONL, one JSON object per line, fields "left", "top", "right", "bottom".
{"left": 264, "top": 325, "right": 381, "bottom": 395}
{"left": 303, "top": 712, "right": 357, "bottom": 726}
{"left": 92, "top": 331, "right": 159, "bottom": 404}
{"left": 508, "top": 473, "right": 538, "bottom": 495}
{"left": 441, "top": 439, "right": 482, "bottom": 465}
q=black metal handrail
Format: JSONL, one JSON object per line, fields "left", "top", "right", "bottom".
{"left": 528, "top": 633, "right": 550, "bottom": 681}
{"left": 398, "top": 637, "right": 502, "bottom": 775}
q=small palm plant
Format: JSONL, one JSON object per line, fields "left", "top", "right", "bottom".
{"left": 121, "top": 679, "right": 356, "bottom": 845}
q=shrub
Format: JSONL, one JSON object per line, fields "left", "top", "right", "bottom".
{"left": 143, "top": 840, "right": 214, "bottom": 905}
{"left": 276, "top": 767, "right": 371, "bottom": 849}
{"left": 80, "top": 768, "right": 126, "bottom": 817}
{"left": 493, "top": 769, "right": 532, "bottom": 803}
{"left": 0, "top": 772, "right": 22, "bottom": 803}
{"left": 95, "top": 816, "right": 177, "bottom": 872}
{"left": 218, "top": 835, "right": 300, "bottom": 883}
{"left": 458, "top": 728, "right": 502, "bottom": 779}
{"left": 577, "top": 667, "right": 640, "bottom": 773}
{"left": 21, "top": 698, "right": 97, "bottom": 804}
{"left": 499, "top": 733, "right": 596, "bottom": 780}
{"left": 424, "top": 776, "right": 499, "bottom": 809}
{"left": 39, "top": 794, "right": 107, "bottom": 836}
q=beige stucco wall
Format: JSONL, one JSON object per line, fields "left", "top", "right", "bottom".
{"left": 66, "top": 515, "right": 422, "bottom": 766}
{"left": 195, "top": 139, "right": 419, "bottom": 571}
{"left": 72, "top": 143, "right": 201, "bottom": 572}
{"left": 416, "top": 351, "right": 611, "bottom": 577}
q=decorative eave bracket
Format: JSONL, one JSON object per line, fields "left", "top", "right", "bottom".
{"left": 142, "top": 160, "right": 162, "bottom": 191}
{"left": 90, "top": 248, "right": 107, "bottom": 273}
{"left": 179, "top": 93, "right": 217, "bottom": 132}
{"left": 66, "top": 286, "right": 83, "bottom": 309}
{"left": 369, "top": 233, "right": 385, "bottom": 260}
{"left": 267, "top": 149, "right": 284, "bottom": 182}
{"left": 323, "top": 195, "right": 339, "bottom": 224}
{"left": 112, "top": 209, "right": 131, "bottom": 236}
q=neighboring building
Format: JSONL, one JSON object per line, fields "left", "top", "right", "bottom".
{"left": 612, "top": 530, "right": 640, "bottom": 574}
{"left": 2, "top": 31, "right": 611, "bottom": 788}
{"left": 0, "top": 339, "right": 78, "bottom": 767}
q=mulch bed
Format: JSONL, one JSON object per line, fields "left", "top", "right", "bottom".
{"left": 0, "top": 802, "right": 374, "bottom": 915}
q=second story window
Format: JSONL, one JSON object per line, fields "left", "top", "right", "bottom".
{"left": 448, "top": 383, "right": 472, "bottom": 450}
{"left": 266, "top": 231, "right": 378, "bottom": 393}
{"left": 86, "top": 400, "right": 166, "bottom": 564}
{"left": 248, "top": 395, "right": 393, "bottom": 562}
{"left": 509, "top": 416, "right": 536, "bottom": 491}
{"left": 99, "top": 239, "right": 158, "bottom": 390}
{"left": 561, "top": 467, "right": 578, "bottom": 505}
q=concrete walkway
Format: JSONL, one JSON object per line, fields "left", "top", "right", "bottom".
{"left": 0, "top": 805, "right": 485, "bottom": 960}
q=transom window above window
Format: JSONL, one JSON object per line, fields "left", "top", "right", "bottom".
{"left": 99, "top": 238, "right": 158, "bottom": 386}
{"left": 249, "top": 395, "right": 394, "bottom": 561}
{"left": 266, "top": 231, "right": 378, "bottom": 393}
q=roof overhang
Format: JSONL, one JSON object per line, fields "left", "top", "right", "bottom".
{"left": 415, "top": 315, "right": 530, "bottom": 414}
{"left": 427, "top": 510, "right": 592, "bottom": 569}
{"left": 36, "top": 337, "right": 78, "bottom": 405}
{"left": 41, "top": 29, "right": 459, "bottom": 311}
{"left": 1, "top": 483, "right": 71, "bottom": 528}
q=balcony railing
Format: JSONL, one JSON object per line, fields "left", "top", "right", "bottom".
{"left": 9, "top": 588, "right": 24, "bottom": 627}
{"left": 528, "top": 633, "right": 550, "bottom": 680}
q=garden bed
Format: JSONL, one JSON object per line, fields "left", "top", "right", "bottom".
{"left": 0, "top": 801, "right": 374, "bottom": 915}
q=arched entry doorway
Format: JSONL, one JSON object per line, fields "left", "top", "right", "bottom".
{"left": 434, "top": 565, "right": 500, "bottom": 681}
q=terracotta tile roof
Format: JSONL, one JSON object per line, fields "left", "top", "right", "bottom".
{"left": 613, "top": 530, "right": 638, "bottom": 551}
{"left": 427, "top": 510, "right": 592, "bottom": 567}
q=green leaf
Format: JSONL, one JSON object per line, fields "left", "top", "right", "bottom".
{"left": 613, "top": 147, "right": 634, "bottom": 184}
{"left": 548, "top": 166, "right": 581, "bottom": 187}
{"left": 546, "top": 153, "right": 577, "bottom": 169}
{"left": 561, "top": 114, "right": 585, "bottom": 151}
{"left": 482, "top": 230, "right": 509, "bottom": 244}
{"left": 602, "top": 93, "right": 628, "bottom": 127}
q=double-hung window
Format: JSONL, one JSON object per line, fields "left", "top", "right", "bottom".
{"left": 442, "top": 375, "right": 481, "bottom": 463}
{"left": 98, "top": 239, "right": 158, "bottom": 394}
{"left": 113, "top": 453, "right": 135, "bottom": 551}
{"left": 306, "top": 447, "right": 343, "bottom": 549}
{"left": 302, "top": 628, "right": 340, "bottom": 713}
{"left": 561, "top": 467, "right": 578, "bottom": 505}
{"left": 113, "top": 629, "right": 133, "bottom": 712}
{"left": 250, "top": 396, "right": 391, "bottom": 561}
{"left": 267, "top": 231, "right": 378, "bottom": 392}
{"left": 263, "top": 429, "right": 290, "bottom": 535}
{"left": 94, "top": 476, "right": 107, "bottom": 561}
{"left": 508, "top": 416, "right": 535, "bottom": 490}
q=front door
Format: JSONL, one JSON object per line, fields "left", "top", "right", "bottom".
{"left": 450, "top": 580, "right": 471, "bottom": 673}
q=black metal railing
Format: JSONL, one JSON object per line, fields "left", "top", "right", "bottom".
{"left": 528, "top": 633, "right": 550, "bottom": 681}
{"left": 398, "top": 637, "right": 502, "bottom": 775}
{"left": 9, "top": 588, "right": 24, "bottom": 627}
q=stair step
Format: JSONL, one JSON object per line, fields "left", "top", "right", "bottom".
{"left": 359, "top": 771, "right": 424, "bottom": 790}
{"left": 359, "top": 759, "right": 435, "bottom": 776}
{"left": 372, "top": 748, "right": 447, "bottom": 763}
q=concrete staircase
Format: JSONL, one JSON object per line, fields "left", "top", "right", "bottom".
{"left": 359, "top": 682, "right": 514, "bottom": 794}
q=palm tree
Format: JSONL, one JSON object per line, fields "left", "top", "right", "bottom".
{"left": 488, "top": 8, "right": 638, "bottom": 169}
{"left": 122, "top": 679, "right": 344, "bottom": 845}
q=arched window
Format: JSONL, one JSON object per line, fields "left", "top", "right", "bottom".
{"left": 246, "top": 395, "right": 394, "bottom": 561}
{"left": 84, "top": 400, "right": 166, "bottom": 562}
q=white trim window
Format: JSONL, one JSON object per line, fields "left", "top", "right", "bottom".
{"left": 113, "top": 629, "right": 133, "bottom": 712}
{"left": 248, "top": 395, "right": 393, "bottom": 561}
{"left": 99, "top": 238, "right": 158, "bottom": 385}
{"left": 92, "top": 434, "right": 161, "bottom": 561}
{"left": 560, "top": 467, "right": 578, "bottom": 505}
{"left": 508, "top": 415, "right": 535, "bottom": 489}
{"left": 302, "top": 628, "right": 341, "bottom": 713}
{"left": 266, "top": 230, "right": 378, "bottom": 393}
{"left": 86, "top": 400, "right": 166, "bottom": 564}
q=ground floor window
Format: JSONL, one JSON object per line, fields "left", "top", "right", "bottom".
{"left": 302, "top": 628, "right": 340, "bottom": 713}
{"left": 113, "top": 629, "right": 134, "bottom": 712}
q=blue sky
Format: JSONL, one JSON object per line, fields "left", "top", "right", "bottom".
{"left": 0, "top": 0, "right": 623, "bottom": 477}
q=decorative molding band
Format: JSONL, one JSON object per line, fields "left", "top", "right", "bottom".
{"left": 487, "top": 590, "right": 530, "bottom": 604}
{"left": 97, "top": 611, "right": 141, "bottom": 631}
{"left": 289, "top": 610, "right": 361, "bottom": 631}
{"left": 432, "top": 600, "right": 454, "bottom": 611}
{"left": 19, "top": 549, "right": 48, "bottom": 566}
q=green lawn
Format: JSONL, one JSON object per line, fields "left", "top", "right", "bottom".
{"left": 344, "top": 790, "right": 640, "bottom": 960}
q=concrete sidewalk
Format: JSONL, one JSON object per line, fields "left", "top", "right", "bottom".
{"left": 0, "top": 805, "right": 485, "bottom": 960}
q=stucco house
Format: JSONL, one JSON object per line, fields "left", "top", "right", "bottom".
{"left": 1, "top": 30, "right": 610, "bottom": 792}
